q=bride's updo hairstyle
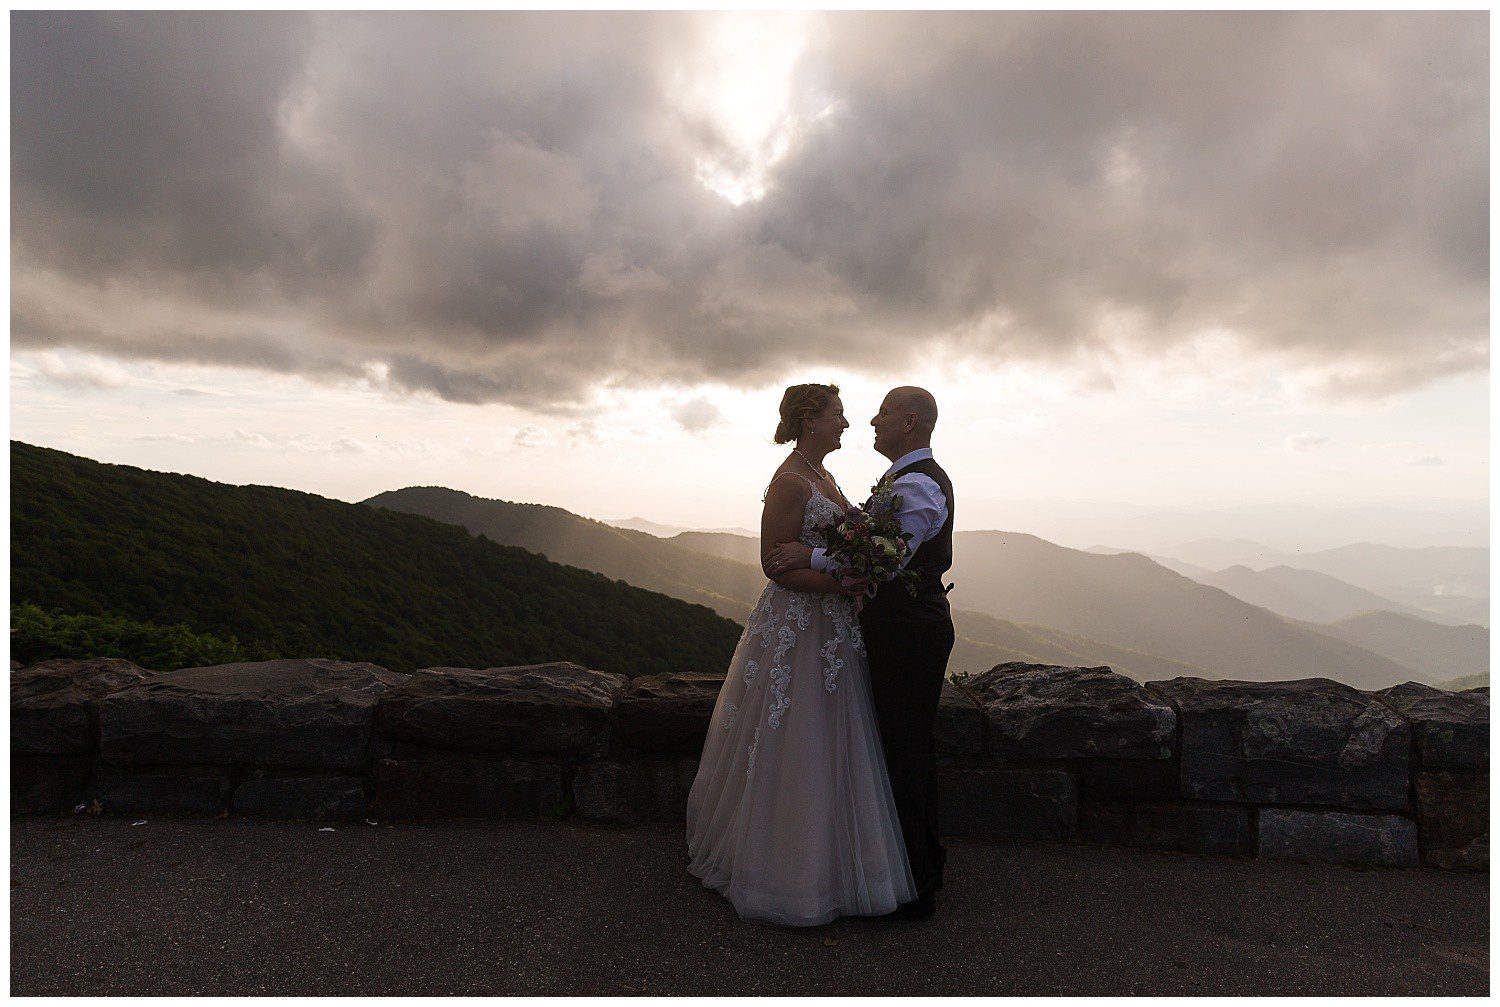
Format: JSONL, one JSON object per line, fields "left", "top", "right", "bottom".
{"left": 774, "top": 383, "right": 840, "bottom": 444}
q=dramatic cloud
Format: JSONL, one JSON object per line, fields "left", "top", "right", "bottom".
{"left": 11, "top": 12, "right": 1487, "bottom": 409}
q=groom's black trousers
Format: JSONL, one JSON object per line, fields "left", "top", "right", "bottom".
{"left": 859, "top": 590, "right": 956, "bottom": 900}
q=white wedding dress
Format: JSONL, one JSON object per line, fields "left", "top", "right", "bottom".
{"left": 685, "top": 475, "right": 915, "bottom": 926}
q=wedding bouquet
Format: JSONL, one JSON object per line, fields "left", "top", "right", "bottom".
{"left": 813, "top": 475, "right": 921, "bottom": 599}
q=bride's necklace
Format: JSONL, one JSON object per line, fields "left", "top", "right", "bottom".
{"left": 792, "top": 447, "right": 828, "bottom": 483}
{"left": 793, "top": 447, "right": 830, "bottom": 483}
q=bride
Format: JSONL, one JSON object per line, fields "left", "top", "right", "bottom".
{"left": 685, "top": 383, "right": 915, "bottom": 926}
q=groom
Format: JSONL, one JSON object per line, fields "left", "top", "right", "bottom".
{"left": 766, "top": 386, "right": 956, "bottom": 920}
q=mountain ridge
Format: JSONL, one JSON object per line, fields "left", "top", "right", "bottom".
{"left": 1157, "top": 538, "right": 1489, "bottom": 623}
{"left": 367, "top": 486, "right": 1214, "bottom": 681}
{"left": 668, "top": 527, "right": 1442, "bottom": 690}
{"left": 947, "top": 531, "right": 1436, "bottom": 689}
{"left": 1195, "top": 564, "right": 1436, "bottom": 624}
{"left": 12, "top": 443, "right": 743, "bottom": 677}
{"left": 364, "top": 486, "right": 770, "bottom": 623}
{"left": 1293, "top": 611, "right": 1488, "bottom": 686}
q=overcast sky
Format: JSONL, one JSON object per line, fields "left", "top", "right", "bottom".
{"left": 10, "top": 11, "right": 1489, "bottom": 548}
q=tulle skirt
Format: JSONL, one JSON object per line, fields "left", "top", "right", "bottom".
{"left": 685, "top": 582, "right": 916, "bottom": 926}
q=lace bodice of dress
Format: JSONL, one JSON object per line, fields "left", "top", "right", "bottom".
{"left": 800, "top": 484, "right": 846, "bottom": 546}
{"left": 742, "top": 477, "right": 865, "bottom": 710}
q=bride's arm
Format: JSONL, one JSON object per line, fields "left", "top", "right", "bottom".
{"left": 760, "top": 476, "right": 856, "bottom": 595}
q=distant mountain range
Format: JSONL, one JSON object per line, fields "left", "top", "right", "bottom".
{"left": 1195, "top": 564, "right": 1441, "bottom": 625}
{"left": 1440, "top": 672, "right": 1489, "bottom": 691}
{"left": 1087, "top": 546, "right": 1488, "bottom": 682}
{"left": 1086, "top": 546, "right": 1214, "bottom": 580}
{"left": 941, "top": 532, "right": 1442, "bottom": 689}
{"left": 366, "top": 486, "right": 1203, "bottom": 681}
{"left": 1154, "top": 538, "right": 1489, "bottom": 625}
{"left": 1003, "top": 501, "right": 1487, "bottom": 558}
{"left": 1291, "top": 612, "right": 1488, "bottom": 687}
{"left": 605, "top": 516, "right": 756, "bottom": 538}
{"left": 668, "top": 531, "right": 760, "bottom": 566}
{"left": 667, "top": 525, "right": 1475, "bottom": 688}
{"left": 369, "top": 487, "right": 1477, "bottom": 691}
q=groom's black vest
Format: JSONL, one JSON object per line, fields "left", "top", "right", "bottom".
{"left": 886, "top": 457, "right": 954, "bottom": 600}
{"left": 864, "top": 459, "right": 954, "bottom": 618}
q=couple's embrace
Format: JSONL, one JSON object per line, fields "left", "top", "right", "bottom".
{"left": 685, "top": 383, "right": 956, "bottom": 926}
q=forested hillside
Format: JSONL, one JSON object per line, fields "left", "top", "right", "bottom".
{"left": 11, "top": 442, "right": 742, "bottom": 676}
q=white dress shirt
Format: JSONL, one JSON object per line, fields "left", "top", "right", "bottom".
{"left": 811, "top": 447, "right": 949, "bottom": 576}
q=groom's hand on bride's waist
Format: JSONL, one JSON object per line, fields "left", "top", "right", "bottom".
{"left": 837, "top": 574, "right": 873, "bottom": 597}
{"left": 764, "top": 541, "right": 814, "bottom": 576}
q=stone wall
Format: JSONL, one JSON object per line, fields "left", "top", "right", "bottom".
{"left": 11, "top": 657, "right": 1488, "bottom": 871}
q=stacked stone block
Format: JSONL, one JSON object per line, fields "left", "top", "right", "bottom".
{"left": 371, "top": 662, "right": 623, "bottom": 819}
{"left": 92, "top": 658, "right": 405, "bottom": 820}
{"left": 1150, "top": 676, "right": 1418, "bottom": 866}
{"left": 12, "top": 658, "right": 153, "bottom": 813}
{"left": 578, "top": 672, "right": 718, "bottom": 824}
{"left": 9, "top": 656, "right": 1489, "bottom": 871}
{"left": 1375, "top": 683, "right": 1489, "bottom": 871}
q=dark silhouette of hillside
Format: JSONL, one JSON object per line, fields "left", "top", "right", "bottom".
{"left": 11, "top": 442, "right": 742, "bottom": 677}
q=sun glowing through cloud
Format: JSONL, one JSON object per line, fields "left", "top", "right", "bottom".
{"left": 678, "top": 12, "right": 815, "bottom": 205}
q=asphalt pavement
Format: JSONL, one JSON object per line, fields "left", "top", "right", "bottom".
{"left": 10, "top": 816, "right": 1489, "bottom": 995}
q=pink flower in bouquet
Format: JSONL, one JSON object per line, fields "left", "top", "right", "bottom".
{"left": 812, "top": 476, "right": 921, "bottom": 600}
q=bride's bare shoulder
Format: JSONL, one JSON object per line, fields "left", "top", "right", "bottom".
{"left": 762, "top": 466, "right": 813, "bottom": 506}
